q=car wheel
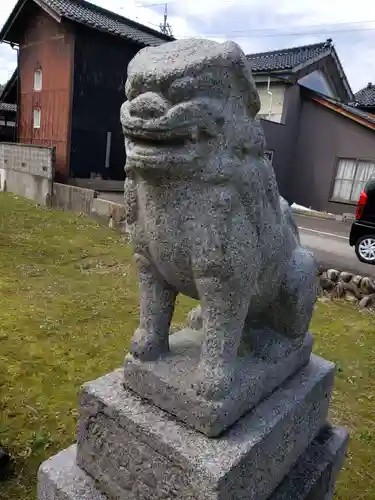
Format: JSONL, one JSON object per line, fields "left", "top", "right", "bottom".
{"left": 355, "top": 235, "right": 375, "bottom": 264}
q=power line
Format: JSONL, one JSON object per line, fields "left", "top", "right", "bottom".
{"left": 139, "top": 22, "right": 375, "bottom": 38}
{"left": 121, "top": 3, "right": 375, "bottom": 39}
{"left": 200, "top": 20, "right": 375, "bottom": 34}
{"left": 183, "top": 26, "right": 375, "bottom": 38}
{"left": 134, "top": 4, "right": 375, "bottom": 33}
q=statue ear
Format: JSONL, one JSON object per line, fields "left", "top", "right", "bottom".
{"left": 221, "top": 41, "right": 260, "bottom": 118}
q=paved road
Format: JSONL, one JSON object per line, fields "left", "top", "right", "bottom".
{"left": 295, "top": 214, "right": 375, "bottom": 277}
{"left": 98, "top": 192, "right": 375, "bottom": 277}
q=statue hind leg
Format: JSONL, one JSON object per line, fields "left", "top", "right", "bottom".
{"left": 268, "top": 247, "right": 318, "bottom": 340}
{"left": 189, "top": 248, "right": 317, "bottom": 355}
{"left": 238, "top": 247, "right": 317, "bottom": 362}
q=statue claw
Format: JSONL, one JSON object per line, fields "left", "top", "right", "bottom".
{"left": 131, "top": 328, "right": 169, "bottom": 361}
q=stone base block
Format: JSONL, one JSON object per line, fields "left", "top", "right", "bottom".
{"left": 76, "top": 355, "right": 334, "bottom": 500}
{"left": 123, "top": 328, "right": 313, "bottom": 436}
{"left": 37, "top": 445, "right": 106, "bottom": 500}
{"left": 272, "top": 425, "right": 348, "bottom": 500}
{"left": 38, "top": 426, "right": 348, "bottom": 500}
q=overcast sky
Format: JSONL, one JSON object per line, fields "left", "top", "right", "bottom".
{"left": 0, "top": 0, "right": 375, "bottom": 94}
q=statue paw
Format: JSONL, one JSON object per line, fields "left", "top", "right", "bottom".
{"left": 130, "top": 328, "right": 169, "bottom": 361}
{"left": 193, "top": 360, "right": 235, "bottom": 401}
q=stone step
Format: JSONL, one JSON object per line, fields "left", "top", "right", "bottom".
{"left": 75, "top": 354, "right": 334, "bottom": 500}
{"left": 38, "top": 426, "right": 348, "bottom": 500}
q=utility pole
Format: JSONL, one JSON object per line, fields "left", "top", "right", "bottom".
{"left": 159, "top": 3, "right": 173, "bottom": 36}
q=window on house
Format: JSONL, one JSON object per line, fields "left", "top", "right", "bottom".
{"left": 264, "top": 150, "right": 274, "bottom": 164}
{"left": 332, "top": 158, "right": 375, "bottom": 203}
{"left": 259, "top": 113, "right": 283, "bottom": 123}
{"left": 33, "top": 107, "right": 41, "bottom": 129}
{"left": 34, "top": 69, "right": 42, "bottom": 91}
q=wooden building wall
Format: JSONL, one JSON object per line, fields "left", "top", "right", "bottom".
{"left": 69, "top": 25, "right": 141, "bottom": 181}
{"left": 18, "top": 9, "right": 74, "bottom": 181}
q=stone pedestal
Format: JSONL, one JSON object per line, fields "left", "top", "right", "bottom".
{"left": 38, "top": 426, "right": 348, "bottom": 500}
{"left": 123, "top": 328, "right": 313, "bottom": 437}
{"left": 38, "top": 349, "right": 348, "bottom": 500}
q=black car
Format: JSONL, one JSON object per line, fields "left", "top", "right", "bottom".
{"left": 349, "top": 176, "right": 375, "bottom": 264}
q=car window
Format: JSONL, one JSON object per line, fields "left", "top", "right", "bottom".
{"left": 365, "top": 176, "right": 375, "bottom": 194}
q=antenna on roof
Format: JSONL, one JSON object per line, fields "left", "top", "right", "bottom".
{"left": 159, "top": 3, "right": 173, "bottom": 37}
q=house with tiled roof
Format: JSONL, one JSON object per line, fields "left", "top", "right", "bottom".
{"left": 247, "top": 41, "right": 375, "bottom": 213}
{"left": 0, "top": 0, "right": 173, "bottom": 184}
{"left": 353, "top": 82, "right": 375, "bottom": 115}
{"left": 247, "top": 38, "right": 353, "bottom": 123}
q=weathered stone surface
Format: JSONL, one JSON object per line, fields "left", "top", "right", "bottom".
{"left": 38, "top": 425, "right": 346, "bottom": 500}
{"left": 345, "top": 292, "right": 358, "bottom": 303}
{"left": 326, "top": 269, "right": 340, "bottom": 282}
{"left": 77, "top": 356, "right": 334, "bottom": 500}
{"left": 124, "top": 327, "right": 313, "bottom": 436}
{"left": 38, "top": 446, "right": 106, "bottom": 500}
{"left": 320, "top": 276, "right": 335, "bottom": 291}
{"left": 271, "top": 425, "right": 349, "bottom": 500}
{"left": 359, "top": 295, "right": 374, "bottom": 308}
{"left": 360, "top": 276, "right": 375, "bottom": 295}
{"left": 339, "top": 271, "right": 353, "bottom": 283}
{"left": 120, "top": 38, "right": 318, "bottom": 404}
{"left": 351, "top": 275, "right": 363, "bottom": 287}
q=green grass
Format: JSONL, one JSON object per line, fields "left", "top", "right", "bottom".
{"left": 0, "top": 193, "right": 374, "bottom": 500}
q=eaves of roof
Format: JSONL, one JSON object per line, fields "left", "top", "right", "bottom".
{"left": 310, "top": 93, "right": 375, "bottom": 131}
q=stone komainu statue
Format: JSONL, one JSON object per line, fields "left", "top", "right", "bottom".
{"left": 120, "top": 39, "right": 317, "bottom": 400}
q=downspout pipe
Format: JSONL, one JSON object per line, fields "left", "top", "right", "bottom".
{"left": 267, "top": 76, "right": 273, "bottom": 120}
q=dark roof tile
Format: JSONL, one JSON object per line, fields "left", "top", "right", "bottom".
{"left": 247, "top": 40, "right": 332, "bottom": 73}
{"left": 41, "top": 0, "right": 173, "bottom": 46}
{"left": 354, "top": 83, "right": 375, "bottom": 107}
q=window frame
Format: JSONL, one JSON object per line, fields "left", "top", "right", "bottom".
{"left": 34, "top": 68, "right": 42, "bottom": 92}
{"left": 33, "top": 107, "right": 41, "bottom": 129}
{"left": 264, "top": 150, "right": 274, "bottom": 164}
{"left": 330, "top": 156, "right": 375, "bottom": 205}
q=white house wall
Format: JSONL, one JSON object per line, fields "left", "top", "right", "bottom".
{"left": 256, "top": 82, "right": 287, "bottom": 123}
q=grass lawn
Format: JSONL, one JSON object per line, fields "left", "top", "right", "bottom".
{"left": 0, "top": 193, "right": 374, "bottom": 500}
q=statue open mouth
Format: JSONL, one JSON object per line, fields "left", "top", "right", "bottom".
{"left": 124, "top": 125, "right": 200, "bottom": 164}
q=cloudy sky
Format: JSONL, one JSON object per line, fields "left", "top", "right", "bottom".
{"left": 0, "top": 0, "right": 375, "bottom": 94}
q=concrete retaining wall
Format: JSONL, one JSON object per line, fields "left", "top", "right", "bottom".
{"left": 51, "top": 183, "right": 97, "bottom": 216}
{"left": 50, "top": 183, "right": 127, "bottom": 232}
{"left": 91, "top": 197, "right": 126, "bottom": 232}
{"left": 0, "top": 142, "right": 54, "bottom": 206}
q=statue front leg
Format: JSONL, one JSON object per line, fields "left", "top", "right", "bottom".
{"left": 131, "top": 253, "right": 177, "bottom": 361}
{"left": 193, "top": 274, "right": 250, "bottom": 401}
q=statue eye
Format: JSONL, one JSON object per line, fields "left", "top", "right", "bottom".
{"left": 169, "top": 78, "right": 196, "bottom": 103}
